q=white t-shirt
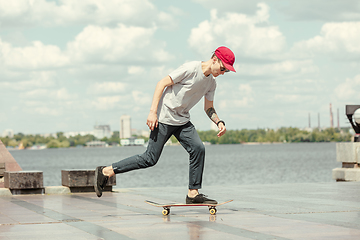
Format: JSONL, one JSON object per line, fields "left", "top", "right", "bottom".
{"left": 157, "top": 61, "right": 217, "bottom": 126}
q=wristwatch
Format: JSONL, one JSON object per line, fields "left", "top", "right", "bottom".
{"left": 217, "top": 120, "right": 225, "bottom": 126}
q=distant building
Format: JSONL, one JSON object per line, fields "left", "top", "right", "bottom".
{"left": 93, "top": 125, "right": 111, "bottom": 139}
{"left": 86, "top": 141, "right": 109, "bottom": 147}
{"left": 120, "top": 138, "right": 145, "bottom": 146}
{"left": 63, "top": 131, "right": 94, "bottom": 138}
{"left": 2, "top": 129, "right": 14, "bottom": 138}
{"left": 120, "top": 115, "right": 131, "bottom": 139}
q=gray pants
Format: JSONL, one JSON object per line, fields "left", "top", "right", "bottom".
{"left": 112, "top": 121, "right": 205, "bottom": 189}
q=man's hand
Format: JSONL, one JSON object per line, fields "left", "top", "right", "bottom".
{"left": 146, "top": 111, "right": 158, "bottom": 131}
{"left": 204, "top": 100, "right": 226, "bottom": 137}
{"left": 146, "top": 76, "right": 174, "bottom": 131}
{"left": 217, "top": 122, "right": 226, "bottom": 137}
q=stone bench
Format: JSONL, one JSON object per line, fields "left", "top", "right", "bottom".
{"left": 4, "top": 171, "right": 44, "bottom": 195}
{"left": 332, "top": 168, "right": 360, "bottom": 182}
{"left": 62, "top": 169, "right": 116, "bottom": 193}
{"left": 333, "top": 142, "right": 360, "bottom": 182}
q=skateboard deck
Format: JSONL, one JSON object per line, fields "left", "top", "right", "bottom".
{"left": 145, "top": 200, "right": 233, "bottom": 215}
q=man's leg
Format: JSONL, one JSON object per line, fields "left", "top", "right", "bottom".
{"left": 173, "top": 122, "right": 217, "bottom": 204}
{"left": 95, "top": 123, "right": 174, "bottom": 197}
{"left": 174, "top": 122, "right": 205, "bottom": 190}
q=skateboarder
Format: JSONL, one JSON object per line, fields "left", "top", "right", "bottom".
{"left": 95, "top": 46, "right": 236, "bottom": 204}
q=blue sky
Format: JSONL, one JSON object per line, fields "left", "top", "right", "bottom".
{"left": 1, "top": 0, "right": 360, "bottom": 135}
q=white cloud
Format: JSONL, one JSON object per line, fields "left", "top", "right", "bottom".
{"left": 1, "top": 39, "right": 69, "bottom": 70}
{"left": 188, "top": 3, "right": 286, "bottom": 59}
{"left": 132, "top": 90, "right": 151, "bottom": 106}
{"left": 0, "top": 23, "right": 172, "bottom": 81}
{"left": 0, "top": 71, "right": 56, "bottom": 91}
{"left": 33, "top": 107, "right": 62, "bottom": 116}
{"left": 239, "top": 84, "right": 253, "bottom": 95}
{"left": 168, "top": 6, "right": 185, "bottom": 16}
{"left": 232, "top": 97, "right": 253, "bottom": 108}
{"left": 67, "top": 24, "right": 173, "bottom": 64}
{"left": 56, "top": 88, "right": 75, "bottom": 100}
{"left": 219, "top": 83, "right": 254, "bottom": 109}
{"left": 335, "top": 75, "right": 360, "bottom": 101}
{"left": 21, "top": 72, "right": 56, "bottom": 88}
{"left": 236, "top": 59, "right": 317, "bottom": 77}
{"left": 234, "top": 84, "right": 254, "bottom": 107}
{"left": 23, "top": 89, "right": 48, "bottom": 98}
{"left": 23, "top": 88, "right": 76, "bottom": 100}
{"left": 0, "top": 0, "right": 175, "bottom": 28}
{"left": 91, "top": 95, "right": 124, "bottom": 110}
{"left": 293, "top": 22, "right": 360, "bottom": 59}
{"left": 128, "top": 66, "right": 145, "bottom": 75}
{"left": 274, "top": 0, "right": 360, "bottom": 21}
{"left": 193, "top": 0, "right": 259, "bottom": 15}
{"left": 274, "top": 94, "right": 302, "bottom": 103}
{"left": 21, "top": 100, "right": 63, "bottom": 116}
{"left": 87, "top": 82, "right": 127, "bottom": 94}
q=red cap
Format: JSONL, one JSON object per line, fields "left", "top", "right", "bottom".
{"left": 214, "top": 46, "right": 236, "bottom": 72}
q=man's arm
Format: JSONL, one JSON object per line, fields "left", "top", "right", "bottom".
{"left": 147, "top": 75, "right": 174, "bottom": 131}
{"left": 204, "top": 97, "right": 226, "bottom": 137}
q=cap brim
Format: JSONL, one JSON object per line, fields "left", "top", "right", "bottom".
{"left": 224, "top": 63, "right": 236, "bottom": 72}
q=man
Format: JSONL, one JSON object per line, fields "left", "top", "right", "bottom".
{"left": 95, "top": 46, "right": 236, "bottom": 204}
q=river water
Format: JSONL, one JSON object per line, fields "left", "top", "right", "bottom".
{"left": 10, "top": 143, "right": 339, "bottom": 188}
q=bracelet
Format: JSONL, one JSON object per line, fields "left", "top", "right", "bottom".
{"left": 217, "top": 120, "right": 225, "bottom": 126}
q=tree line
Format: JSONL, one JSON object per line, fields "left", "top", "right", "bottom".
{"left": 197, "top": 127, "right": 352, "bottom": 144}
{"left": 0, "top": 131, "right": 120, "bottom": 149}
{"left": 0, "top": 127, "right": 352, "bottom": 149}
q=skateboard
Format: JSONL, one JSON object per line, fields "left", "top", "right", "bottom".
{"left": 145, "top": 200, "right": 233, "bottom": 215}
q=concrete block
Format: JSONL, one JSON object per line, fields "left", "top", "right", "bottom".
{"left": 4, "top": 171, "right": 43, "bottom": 189}
{"left": 332, "top": 168, "right": 360, "bottom": 181}
{"left": 4, "top": 171, "right": 44, "bottom": 194}
{"left": 61, "top": 169, "right": 116, "bottom": 193}
{"left": 333, "top": 168, "right": 345, "bottom": 180}
{"left": 336, "top": 142, "right": 360, "bottom": 163}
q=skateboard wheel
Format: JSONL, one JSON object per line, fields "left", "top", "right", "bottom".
{"left": 209, "top": 208, "right": 217, "bottom": 215}
{"left": 162, "top": 208, "right": 170, "bottom": 216}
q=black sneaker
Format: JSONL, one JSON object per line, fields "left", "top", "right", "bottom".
{"left": 186, "top": 194, "right": 218, "bottom": 204}
{"left": 94, "top": 166, "right": 109, "bottom": 197}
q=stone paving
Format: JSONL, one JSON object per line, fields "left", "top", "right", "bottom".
{"left": 1, "top": 182, "right": 360, "bottom": 240}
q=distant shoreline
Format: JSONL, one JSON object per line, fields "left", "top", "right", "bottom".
{"left": 241, "top": 142, "right": 284, "bottom": 145}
